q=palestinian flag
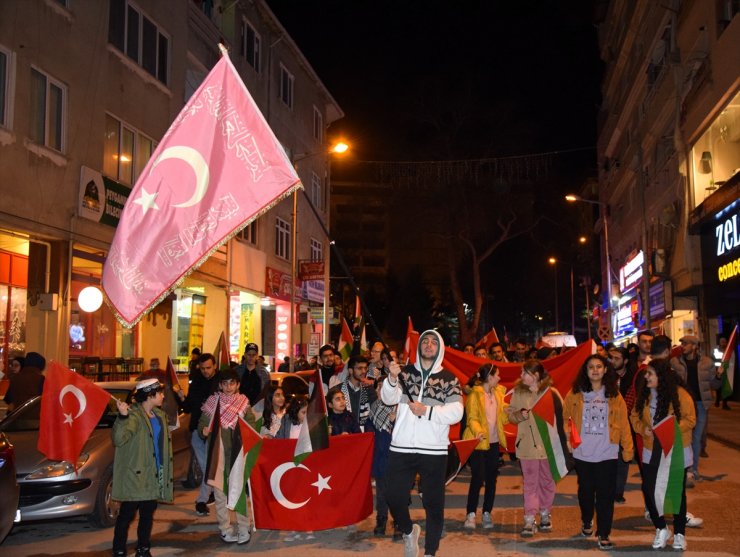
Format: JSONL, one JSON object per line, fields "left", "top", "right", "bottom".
{"left": 720, "top": 325, "right": 738, "bottom": 399}
{"left": 652, "top": 415, "right": 684, "bottom": 516}
{"left": 294, "top": 367, "right": 329, "bottom": 464}
{"left": 231, "top": 416, "right": 262, "bottom": 515}
{"left": 445, "top": 438, "right": 481, "bottom": 485}
{"left": 530, "top": 387, "right": 570, "bottom": 482}
{"left": 214, "top": 331, "right": 231, "bottom": 371}
{"left": 338, "top": 318, "right": 354, "bottom": 362}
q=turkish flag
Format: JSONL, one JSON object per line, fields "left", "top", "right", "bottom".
{"left": 38, "top": 362, "right": 111, "bottom": 466}
{"left": 250, "top": 433, "right": 374, "bottom": 531}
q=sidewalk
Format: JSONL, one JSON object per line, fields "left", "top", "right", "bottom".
{"left": 707, "top": 401, "right": 740, "bottom": 450}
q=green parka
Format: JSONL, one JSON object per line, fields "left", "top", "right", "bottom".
{"left": 112, "top": 404, "right": 173, "bottom": 502}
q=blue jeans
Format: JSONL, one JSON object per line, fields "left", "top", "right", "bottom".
{"left": 191, "top": 430, "right": 213, "bottom": 503}
{"left": 691, "top": 401, "right": 707, "bottom": 475}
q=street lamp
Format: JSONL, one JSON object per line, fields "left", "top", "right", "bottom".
{"left": 565, "top": 194, "right": 612, "bottom": 339}
{"left": 548, "top": 257, "right": 559, "bottom": 331}
{"left": 293, "top": 141, "right": 351, "bottom": 354}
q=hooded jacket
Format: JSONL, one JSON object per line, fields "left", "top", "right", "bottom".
{"left": 381, "top": 330, "right": 463, "bottom": 455}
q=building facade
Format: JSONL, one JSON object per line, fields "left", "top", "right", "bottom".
{"left": 596, "top": 0, "right": 739, "bottom": 349}
{"left": 0, "top": 0, "right": 342, "bottom": 375}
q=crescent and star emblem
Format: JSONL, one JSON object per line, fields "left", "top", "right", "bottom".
{"left": 270, "top": 462, "right": 332, "bottom": 510}
{"left": 59, "top": 385, "right": 87, "bottom": 426}
{"left": 133, "top": 145, "right": 211, "bottom": 216}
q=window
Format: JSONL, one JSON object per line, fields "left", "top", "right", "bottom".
{"left": 275, "top": 217, "right": 290, "bottom": 260}
{"left": 108, "top": 0, "right": 169, "bottom": 85}
{"left": 279, "top": 64, "right": 293, "bottom": 109}
{"left": 0, "top": 45, "right": 9, "bottom": 128}
{"left": 310, "top": 238, "right": 322, "bottom": 262}
{"left": 313, "top": 106, "right": 323, "bottom": 142}
{"left": 311, "top": 172, "right": 323, "bottom": 211}
{"left": 240, "top": 17, "right": 261, "bottom": 72}
{"left": 30, "top": 67, "right": 65, "bottom": 151}
{"left": 238, "top": 219, "right": 258, "bottom": 245}
{"left": 103, "top": 113, "right": 156, "bottom": 184}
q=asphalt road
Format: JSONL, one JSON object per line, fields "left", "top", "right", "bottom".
{"left": 3, "top": 437, "right": 740, "bottom": 557}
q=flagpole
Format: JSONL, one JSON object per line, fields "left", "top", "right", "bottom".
{"left": 290, "top": 190, "right": 298, "bottom": 372}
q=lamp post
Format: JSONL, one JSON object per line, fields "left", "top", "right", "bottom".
{"left": 293, "top": 141, "right": 350, "bottom": 357}
{"left": 548, "top": 257, "right": 559, "bottom": 331}
{"left": 566, "top": 194, "right": 612, "bottom": 339}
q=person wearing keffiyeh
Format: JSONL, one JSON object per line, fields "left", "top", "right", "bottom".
{"left": 199, "top": 368, "right": 256, "bottom": 545}
{"left": 340, "top": 355, "right": 377, "bottom": 430}
{"left": 366, "top": 380, "right": 397, "bottom": 536}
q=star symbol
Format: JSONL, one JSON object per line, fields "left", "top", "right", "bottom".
{"left": 311, "top": 473, "right": 332, "bottom": 495}
{"left": 63, "top": 412, "right": 74, "bottom": 425}
{"left": 133, "top": 187, "right": 160, "bottom": 215}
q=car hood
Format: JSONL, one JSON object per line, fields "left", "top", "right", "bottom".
{"left": 10, "top": 428, "right": 111, "bottom": 476}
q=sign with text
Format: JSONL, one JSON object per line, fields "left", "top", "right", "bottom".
{"left": 265, "top": 267, "right": 301, "bottom": 302}
{"left": 78, "top": 166, "right": 130, "bottom": 228}
{"left": 701, "top": 200, "right": 740, "bottom": 315}
{"left": 619, "top": 250, "right": 644, "bottom": 293}
{"left": 299, "top": 260, "right": 325, "bottom": 280}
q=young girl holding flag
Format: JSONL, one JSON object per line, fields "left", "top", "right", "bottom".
{"left": 507, "top": 359, "right": 568, "bottom": 537}
{"left": 563, "top": 354, "right": 633, "bottom": 550}
{"left": 630, "top": 358, "right": 696, "bottom": 550}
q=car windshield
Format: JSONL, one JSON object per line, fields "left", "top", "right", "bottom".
{"left": 0, "top": 388, "right": 132, "bottom": 432}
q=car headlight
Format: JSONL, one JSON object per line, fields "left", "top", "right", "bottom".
{"left": 25, "top": 453, "right": 90, "bottom": 479}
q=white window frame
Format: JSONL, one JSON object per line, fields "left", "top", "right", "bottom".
{"left": 237, "top": 219, "right": 258, "bottom": 245}
{"left": 240, "top": 16, "right": 261, "bottom": 73}
{"left": 311, "top": 171, "right": 323, "bottom": 211}
{"left": 279, "top": 64, "right": 294, "bottom": 109}
{"left": 310, "top": 238, "right": 322, "bottom": 262}
{"left": 108, "top": 0, "right": 170, "bottom": 86}
{"left": 104, "top": 113, "right": 157, "bottom": 185}
{"left": 275, "top": 217, "right": 290, "bottom": 260}
{"left": 30, "top": 66, "right": 66, "bottom": 152}
{"left": 313, "top": 106, "right": 323, "bottom": 142}
{"left": 0, "top": 44, "right": 13, "bottom": 129}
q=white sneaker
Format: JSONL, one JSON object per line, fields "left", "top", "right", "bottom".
{"left": 403, "top": 523, "right": 421, "bottom": 557}
{"left": 284, "top": 531, "right": 303, "bottom": 542}
{"left": 686, "top": 512, "right": 703, "bottom": 528}
{"left": 304, "top": 531, "right": 316, "bottom": 540}
{"left": 652, "top": 527, "right": 672, "bottom": 549}
{"left": 482, "top": 511, "right": 494, "bottom": 529}
{"left": 237, "top": 529, "right": 251, "bottom": 544}
{"left": 220, "top": 530, "right": 238, "bottom": 543}
{"left": 463, "top": 512, "right": 476, "bottom": 529}
{"left": 672, "top": 533, "right": 686, "bottom": 550}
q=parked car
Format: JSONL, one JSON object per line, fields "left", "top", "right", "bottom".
{"left": 269, "top": 370, "right": 314, "bottom": 398}
{"left": 0, "top": 431, "right": 19, "bottom": 543}
{"left": 0, "top": 381, "right": 196, "bottom": 528}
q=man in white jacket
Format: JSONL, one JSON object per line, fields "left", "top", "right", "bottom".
{"left": 382, "top": 329, "right": 463, "bottom": 557}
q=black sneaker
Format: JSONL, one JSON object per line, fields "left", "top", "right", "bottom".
{"left": 581, "top": 522, "right": 593, "bottom": 537}
{"left": 598, "top": 536, "right": 614, "bottom": 550}
{"left": 195, "top": 501, "right": 209, "bottom": 516}
{"left": 614, "top": 495, "right": 626, "bottom": 503}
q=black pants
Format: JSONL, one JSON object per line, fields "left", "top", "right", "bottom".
{"left": 386, "top": 451, "right": 447, "bottom": 556}
{"left": 574, "top": 458, "right": 617, "bottom": 538}
{"left": 615, "top": 449, "right": 629, "bottom": 497}
{"left": 466, "top": 443, "right": 500, "bottom": 514}
{"left": 642, "top": 463, "right": 687, "bottom": 535}
{"left": 112, "top": 500, "right": 158, "bottom": 553}
{"left": 375, "top": 473, "right": 389, "bottom": 523}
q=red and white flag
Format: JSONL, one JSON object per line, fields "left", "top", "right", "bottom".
{"left": 404, "top": 317, "right": 419, "bottom": 365}
{"left": 250, "top": 433, "right": 374, "bottom": 530}
{"left": 102, "top": 50, "right": 301, "bottom": 327}
{"left": 38, "top": 362, "right": 111, "bottom": 467}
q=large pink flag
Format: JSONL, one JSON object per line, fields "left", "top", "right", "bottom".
{"left": 102, "top": 51, "right": 301, "bottom": 326}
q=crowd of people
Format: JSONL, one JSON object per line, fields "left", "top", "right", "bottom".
{"left": 2, "top": 327, "right": 730, "bottom": 557}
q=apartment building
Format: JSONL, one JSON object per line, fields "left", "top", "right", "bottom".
{"left": 0, "top": 0, "right": 342, "bottom": 374}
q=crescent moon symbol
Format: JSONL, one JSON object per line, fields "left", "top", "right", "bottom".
{"left": 270, "top": 462, "right": 311, "bottom": 510}
{"left": 59, "top": 385, "right": 87, "bottom": 420}
{"left": 151, "top": 146, "right": 210, "bottom": 208}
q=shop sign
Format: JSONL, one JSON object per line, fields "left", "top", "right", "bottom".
{"left": 649, "top": 281, "right": 672, "bottom": 319}
{"left": 308, "top": 332, "right": 321, "bottom": 357}
{"left": 78, "top": 166, "right": 130, "bottom": 227}
{"left": 265, "top": 267, "right": 301, "bottom": 302}
{"left": 619, "top": 250, "right": 644, "bottom": 293}
{"left": 301, "top": 280, "right": 324, "bottom": 303}
{"left": 715, "top": 208, "right": 740, "bottom": 283}
{"left": 309, "top": 307, "right": 325, "bottom": 322}
{"left": 701, "top": 201, "right": 740, "bottom": 315}
{"left": 299, "top": 260, "right": 325, "bottom": 280}
{"left": 615, "top": 296, "right": 640, "bottom": 337}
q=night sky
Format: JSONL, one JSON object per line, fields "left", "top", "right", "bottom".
{"left": 267, "top": 0, "right": 605, "bottom": 340}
